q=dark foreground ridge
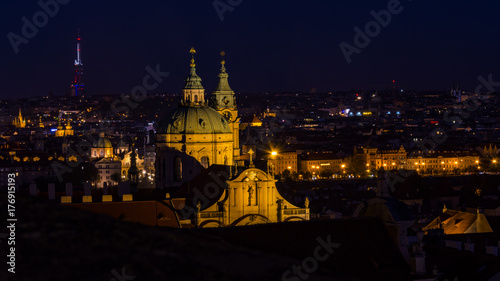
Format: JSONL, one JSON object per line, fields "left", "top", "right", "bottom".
{"left": 2, "top": 192, "right": 423, "bottom": 281}
{"left": 1, "top": 194, "right": 316, "bottom": 281}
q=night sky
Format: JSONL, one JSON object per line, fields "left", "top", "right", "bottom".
{"left": 1, "top": 0, "right": 499, "bottom": 99}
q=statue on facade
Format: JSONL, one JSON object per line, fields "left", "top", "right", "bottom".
{"left": 247, "top": 186, "right": 254, "bottom": 206}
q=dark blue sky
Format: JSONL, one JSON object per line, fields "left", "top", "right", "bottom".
{"left": 1, "top": 0, "right": 499, "bottom": 99}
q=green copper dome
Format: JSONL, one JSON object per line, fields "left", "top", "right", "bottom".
{"left": 94, "top": 133, "right": 113, "bottom": 148}
{"left": 157, "top": 106, "right": 231, "bottom": 134}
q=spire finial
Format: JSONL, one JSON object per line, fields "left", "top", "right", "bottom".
{"left": 190, "top": 47, "right": 196, "bottom": 67}
{"left": 220, "top": 51, "right": 226, "bottom": 65}
{"left": 220, "top": 50, "right": 226, "bottom": 72}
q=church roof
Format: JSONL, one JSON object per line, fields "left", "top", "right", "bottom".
{"left": 175, "top": 164, "right": 231, "bottom": 213}
{"left": 157, "top": 106, "right": 231, "bottom": 135}
{"left": 423, "top": 209, "right": 493, "bottom": 235}
{"left": 116, "top": 138, "right": 128, "bottom": 148}
{"left": 94, "top": 133, "right": 113, "bottom": 148}
{"left": 213, "top": 59, "right": 233, "bottom": 93}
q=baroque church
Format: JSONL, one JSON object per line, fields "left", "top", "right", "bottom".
{"left": 155, "top": 49, "right": 309, "bottom": 227}
{"left": 155, "top": 48, "right": 240, "bottom": 189}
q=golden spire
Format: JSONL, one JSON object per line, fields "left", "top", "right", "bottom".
{"left": 190, "top": 47, "right": 196, "bottom": 67}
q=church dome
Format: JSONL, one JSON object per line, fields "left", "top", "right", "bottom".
{"left": 158, "top": 106, "right": 231, "bottom": 135}
{"left": 94, "top": 133, "right": 113, "bottom": 148}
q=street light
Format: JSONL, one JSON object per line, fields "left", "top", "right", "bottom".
{"left": 268, "top": 151, "right": 279, "bottom": 176}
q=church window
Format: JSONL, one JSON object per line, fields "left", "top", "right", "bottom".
{"left": 174, "top": 156, "right": 182, "bottom": 181}
{"left": 194, "top": 95, "right": 198, "bottom": 102}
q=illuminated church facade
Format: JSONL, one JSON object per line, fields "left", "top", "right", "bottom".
{"left": 194, "top": 167, "right": 310, "bottom": 228}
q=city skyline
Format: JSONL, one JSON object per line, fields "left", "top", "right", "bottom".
{"left": 2, "top": 1, "right": 500, "bottom": 277}
{"left": 2, "top": 0, "right": 500, "bottom": 99}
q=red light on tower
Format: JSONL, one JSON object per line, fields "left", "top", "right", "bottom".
{"left": 392, "top": 80, "right": 395, "bottom": 83}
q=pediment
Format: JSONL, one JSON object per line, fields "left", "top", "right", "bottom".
{"left": 231, "top": 168, "right": 274, "bottom": 183}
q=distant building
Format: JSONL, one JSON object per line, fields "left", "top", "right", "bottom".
{"left": 121, "top": 149, "right": 144, "bottom": 179}
{"left": 300, "top": 152, "right": 344, "bottom": 176}
{"left": 91, "top": 133, "right": 114, "bottom": 158}
{"left": 268, "top": 151, "right": 298, "bottom": 175}
{"left": 407, "top": 151, "right": 480, "bottom": 174}
{"left": 363, "top": 145, "right": 407, "bottom": 170}
{"left": 55, "top": 120, "right": 74, "bottom": 137}
{"left": 13, "top": 108, "right": 26, "bottom": 128}
{"left": 95, "top": 158, "right": 121, "bottom": 188}
{"left": 362, "top": 146, "right": 481, "bottom": 175}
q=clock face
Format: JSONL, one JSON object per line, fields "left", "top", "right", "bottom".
{"left": 223, "top": 111, "right": 232, "bottom": 121}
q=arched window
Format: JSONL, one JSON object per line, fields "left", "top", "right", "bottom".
{"left": 201, "top": 156, "right": 209, "bottom": 169}
{"left": 174, "top": 156, "right": 182, "bottom": 181}
{"left": 224, "top": 155, "right": 228, "bottom": 166}
{"left": 194, "top": 95, "right": 198, "bottom": 103}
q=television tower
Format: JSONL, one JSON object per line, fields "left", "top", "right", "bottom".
{"left": 71, "top": 31, "right": 84, "bottom": 96}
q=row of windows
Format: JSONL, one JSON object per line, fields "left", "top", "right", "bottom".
{"left": 97, "top": 165, "right": 119, "bottom": 169}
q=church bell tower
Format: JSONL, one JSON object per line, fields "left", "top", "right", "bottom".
{"left": 211, "top": 51, "right": 240, "bottom": 160}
